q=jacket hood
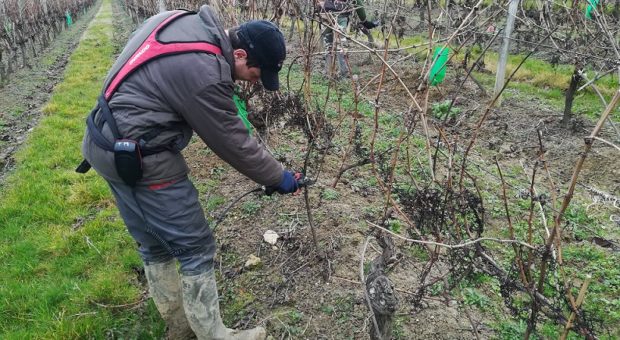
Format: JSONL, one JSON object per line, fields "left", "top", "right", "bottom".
{"left": 198, "top": 5, "right": 235, "bottom": 79}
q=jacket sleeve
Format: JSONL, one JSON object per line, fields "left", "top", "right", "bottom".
{"left": 354, "top": 0, "right": 367, "bottom": 21}
{"left": 178, "top": 81, "right": 284, "bottom": 187}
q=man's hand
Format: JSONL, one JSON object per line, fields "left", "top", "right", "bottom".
{"left": 265, "top": 171, "right": 302, "bottom": 195}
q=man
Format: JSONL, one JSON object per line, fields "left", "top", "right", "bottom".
{"left": 317, "top": 0, "right": 376, "bottom": 78}
{"left": 78, "top": 5, "right": 299, "bottom": 339}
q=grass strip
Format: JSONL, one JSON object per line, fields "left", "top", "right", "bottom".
{"left": 285, "top": 22, "right": 619, "bottom": 120}
{"left": 0, "top": 0, "right": 163, "bottom": 338}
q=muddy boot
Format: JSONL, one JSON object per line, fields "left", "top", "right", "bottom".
{"left": 145, "top": 260, "right": 196, "bottom": 340}
{"left": 324, "top": 53, "right": 337, "bottom": 79}
{"left": 181, "top": 271, "right": 266, "bottom": 340}
{"left": 337, "top": 52, "right": 350, "bottom": 79}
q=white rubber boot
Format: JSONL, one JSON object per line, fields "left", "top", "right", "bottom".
{"left": 181, "top": 271, "right": 266, "bottom": 340}
{"left": 325, "top": 52, "right": 336, "bottom": 79}
{"left": 144, "top": 260, "right": 195, "bottom": 340}
{"left": 337, "top": 52, "right": 350, "bottom": 79}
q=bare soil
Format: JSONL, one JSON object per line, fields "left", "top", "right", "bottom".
{"left": 182, "top": 78, "right": 487, "bottom": 339}
{"left": 184, "top": 138, "right": 490, "bottom": 339}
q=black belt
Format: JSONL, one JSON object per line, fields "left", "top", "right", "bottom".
{"left": 76, "top": 95, "right": 176, "bottom": 176}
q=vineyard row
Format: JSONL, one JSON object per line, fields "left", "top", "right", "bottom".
{"left": 0, "top": 0, "right": 97, "bottom": 86}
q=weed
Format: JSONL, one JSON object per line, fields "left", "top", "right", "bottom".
{"left": 431, "top": 100, "right": 461, "bottom": 120}
{"left": 210, "top": 166, "right": 226, "bottom": 177}
{"left": 495, "top": 319, "right": 529, "bottom": 339}
{"left": 392, "top": 314, "right": 408, "bottom": 339}
{"left": 564, "top": 205, "right": 595, "bottom": 240}
{"left": 197, "top": 146, "right": 212, "bottom": 156}
{"left": 387, "top": 219, "right": 403, "bottom": 234}
{"left": 333, "top": 294, "right": 356, "bottom": 324}
{"left": 362, "top": 205, "right": 382, "bottom": 218}
{"left": 363, "top": 261, "right": 371, "bottom": 275}
{"left": 221, "top": 286, "right": 257, "bottom": 325}
{"left": 320, "top": 304, "right": 335, "bottom": 315}
{"left": 219, "top": 249, "right": 240, "bottom": 267}
{"left": 407, "top": 245, "right": 430, "bottom": 261}
{"left": 429, "top": 282, "right": 444, "bottom": 296}
{"left": 241, "top": 200, "right": 261, "bottom": 216}
{"left": 260, "top": 194, "right": 277, "bottom": 202}
{"left": 288, "top": 310, "right": 303, "bottom": 323}
{"left": 321, "top": 188, "right": 340, "bottom": 200}
{"left": 562, "top": 244, "right": 620, "bottom": 332}
{"left": 462, "top": 287, "right": 490, "bottom": 309}
{"left": 470, "top": 272, "right": 493, "bottom": 285}
{"left": 206, "top": 195, "right": 226, "bottom": 211}
{"left": 326, "top": 108, "right": 339, "bottom": 119}
{"left": 270, "top": 308, "right": 306, "bottom": 337}
{"left": 9, "top": 106, "right": 25, "bottom": 117}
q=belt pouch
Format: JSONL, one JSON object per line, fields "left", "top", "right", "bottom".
{"left": 114, "top": 139, "right": 143, "bottom": 186}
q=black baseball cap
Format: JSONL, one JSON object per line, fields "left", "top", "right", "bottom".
{"left": 238, "top": 20, "right": 286, "bottom": 91}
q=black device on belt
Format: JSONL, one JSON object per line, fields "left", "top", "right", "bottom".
{"left": 113, "top": 139, "right": 143, "bottom": 186}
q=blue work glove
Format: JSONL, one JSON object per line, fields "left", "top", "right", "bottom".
{"left": 265, "top": 171, "right": 301, "bottom": 195}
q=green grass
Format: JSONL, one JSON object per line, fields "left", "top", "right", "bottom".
{"left": 353, "top": 30, "right": 619, "bottom": 121}
{"left": 458, "top": 49, "right": 619, "bottom": 120}
{"left": 562, "top": 244, "right": 620, "bottom": 333}
{"left": 0, "top": 0, "right": 164, "bottom": 338}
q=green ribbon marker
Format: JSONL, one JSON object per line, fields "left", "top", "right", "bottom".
{"left": 65, "top": 11, "right": 72, "bottom": 26}
{"left": 429, "top": 46, "right": 449, "bottom": 86}
{"left": 233, "top": 89, "right": 252, "bottom": 134}
{"left": 586, "top": 0, "right": 599, "bottom": 19}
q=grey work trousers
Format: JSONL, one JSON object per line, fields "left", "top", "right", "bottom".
{"left": 107, "top": 176, "right": 216, "bottom": 275}
{"left": 321, "top": 14, "right": 350, "bottom": 50}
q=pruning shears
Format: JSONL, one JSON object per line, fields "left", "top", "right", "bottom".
{"left": 296, "top": 173, "right": 316, "bottom": 187}
{"left": 263, "top": 173, "right": 315, "bottom": 196}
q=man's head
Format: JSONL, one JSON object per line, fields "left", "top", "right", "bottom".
{"left": 229, "top": 20, "right": 286, "bottom": 91}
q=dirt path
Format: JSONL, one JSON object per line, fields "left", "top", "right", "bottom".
{"left": 0, "top": 2, "right": 101, "bottom": 184}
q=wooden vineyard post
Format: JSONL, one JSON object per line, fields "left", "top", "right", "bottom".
{"left": 494, "top": 0, "right": 519, "bottom": 106}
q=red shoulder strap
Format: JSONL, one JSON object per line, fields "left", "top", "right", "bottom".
{"left": 104, "top": 11, "right": 222, "bottom": 100}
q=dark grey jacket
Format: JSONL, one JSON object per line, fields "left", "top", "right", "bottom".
{"left": 82, "top": 6, "right": 283, "bottom": 186}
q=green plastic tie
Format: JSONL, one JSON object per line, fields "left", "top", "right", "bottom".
{"left": 429, "top": 46, "right": 449, "bottom": 86}
{"left": 586, "top": 0, "right": 599, "bottom": 19}
{"left": 65, "top": 11, "right": 73, "bottom": 26}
